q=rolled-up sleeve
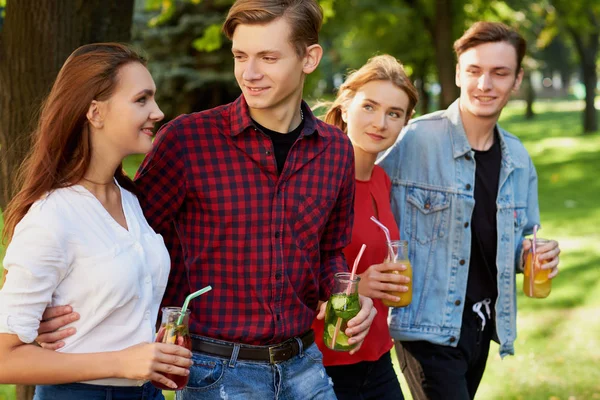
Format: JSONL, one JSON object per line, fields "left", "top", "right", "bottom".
{"left": 0, "top": 213, "right": 68, "bottom": 343}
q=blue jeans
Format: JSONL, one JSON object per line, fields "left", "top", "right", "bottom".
{"left": 33, "top": 382, "right": 164, "bottom": 400}
{"left": 177, "top": 339, "right": 336, "bottom": 400}
{"left": 325, "top": 351, "right": 404, "bottom": 400}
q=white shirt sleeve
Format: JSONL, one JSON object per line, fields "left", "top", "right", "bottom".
{"left": 0, "top": 207, "right": 69, "bottom": 344}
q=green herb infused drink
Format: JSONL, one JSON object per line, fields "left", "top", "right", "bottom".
{"left": 323, "top": 272, "right": 361, "bottom": 351}
{"left": 151, "top": 307, "right": 191, "bottom": 391}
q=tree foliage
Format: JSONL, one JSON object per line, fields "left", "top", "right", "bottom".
{"left": 0, "top": 0, "right": 5, "bottom": 29}
{"left": 316, "top": 0, "right": 454, "bottom": 109}
{"left": 539, "top": 0, "right": 599, "bottom": 133}
{"left": 133, "top": 0, "right": 595, "bottom": 123}
{"left": 132, "top": 0, "right": 241, "bottom": 122}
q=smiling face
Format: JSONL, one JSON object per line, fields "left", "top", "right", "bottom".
{"left": 231, "top": 17, "right": 320, "bottom": 121}
{"left": 342, "top": 80, "right": 410, "bottom": 157}
{"left": 94, "top": 62, "right": 164, "bottom": 157}
{"left": 456, "top": 41, "right": 523, "bottom": 122}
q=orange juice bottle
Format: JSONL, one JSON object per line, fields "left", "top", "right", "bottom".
{"left": 382, "top": 240, "right": 413, "bottom": 307}
{"left": 523, "top": 239, "right": 551, "bottom": 298}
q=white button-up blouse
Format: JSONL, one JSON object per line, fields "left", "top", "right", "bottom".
{"left": 0, "top": 183, "right": 170, "bottom": 386}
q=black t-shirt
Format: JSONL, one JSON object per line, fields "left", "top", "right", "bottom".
{"left": 253, "top": 119, "right": 304, "bottom": 175}
{"left": 466, "top": 130, "right": 501, "bottom": 306}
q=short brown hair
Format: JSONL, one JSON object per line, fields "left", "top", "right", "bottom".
{"left": 323, "top": 55, "right": 419, "bottom": 131}
{"left": 454, "top": 21, "right": 527, "bottom": 72}
{"left": 222, "top": 0, "right": 323, "bottom": 57}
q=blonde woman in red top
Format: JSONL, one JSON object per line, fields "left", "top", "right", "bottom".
{"left": 312, "top": 55, "right": 418, "bottom": 400}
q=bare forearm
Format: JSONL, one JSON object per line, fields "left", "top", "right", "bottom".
{"left": 0, "top": 343, "right": 120, "bottom": 385}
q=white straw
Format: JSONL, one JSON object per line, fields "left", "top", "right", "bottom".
{"left": 370, "top": 216, "right": 395, "bottom": 260}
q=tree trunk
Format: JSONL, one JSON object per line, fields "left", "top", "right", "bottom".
{"left": 0, "top": 0, "right": 134, "bottom": 210}
{"left": 15, "top": 385, "right": 35, "bottom": 400}
{"left": 568, "top": 20, "right": 599, "bottom": 134}
{"left": 0, "top": 4, "right": 134, "bottom": 399}
{"left": 559, "top": 69, "right": 571, "bottom": 96}
{"left": 524, "top": 72, "right": 536, "bottom": 120}
{"left": 432, "top": 0, "right": 459, "bottom": 109}
{"left": 420, "top": 83, "right": 430, "bottom": 116}
{"left": 402, "top": 0, "right": 460, "bottom": 111}
{"left": 415, "top": 76, "right": 430, "bottom": 116}
{"left": 581, "top": 54, "right": 598, "bottom": 133}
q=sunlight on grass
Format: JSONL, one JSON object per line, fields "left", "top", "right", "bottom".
{"left": 0, "top": 386, "right": 15, "bottom": 400}
{"left": 475, "top": 99, "right": 600, "bottom": 400}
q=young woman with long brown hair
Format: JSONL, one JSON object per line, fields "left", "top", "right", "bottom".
{"left": 312, "top": 54, "right": 418, "bottom": 400}
{"left": 0, "top": 43, "right": 191, "bottom": 399}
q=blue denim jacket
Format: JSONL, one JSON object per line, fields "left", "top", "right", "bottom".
{"left": 378, "top": 100, "right": 539, "bottom": 357}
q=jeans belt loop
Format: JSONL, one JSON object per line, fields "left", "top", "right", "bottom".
{"left": 229, "top": 343, "right": 241, "bottom": 368}
{"left": 294, "top": 336, "right": 304, "bottom": 358}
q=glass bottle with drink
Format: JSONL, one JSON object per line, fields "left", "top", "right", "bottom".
{"left": 323, "top": 272, "right": 361, "bottom": 351}
{"left": 382, "top": 240, "right": 412, "bottom": 307}
{"left": 151, "top": 307, "right": 192, "bottom": 390}
{"left": 523, "top": 238, "right": 552, "bottom": 298}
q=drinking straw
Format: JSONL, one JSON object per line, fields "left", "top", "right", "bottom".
{"left": 370, "top": 216, "right": 395, "bottom": 261}
{"left": 348, "top": 244, "right": 365, "bottom": 289}
{"left": 330, "top": 244, "right": 366, "bottom": 348}
{"left": 177, "top": 285, "right": 213, "bottom": 325}
{"left": 529, "top": 225, "right": 539, "bottom": 295}
{"left": 532, "top": 225, "right": 538, "bottom": 256}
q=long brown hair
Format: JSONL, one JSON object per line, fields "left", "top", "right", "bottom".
{"left": 323, "top": 55, "right": 419, "bottom": 132}
{"left": 2, "top": 43, "right": 146, "bottom": 245}
{"left": 223, "top": 0, "right": 322, "bottom": 57}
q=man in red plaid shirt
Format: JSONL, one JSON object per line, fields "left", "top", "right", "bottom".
{"left": 36, "top": 0, "right": 376, "bottom": 398}
{"left": 136, "top": 1, "right": 376, "bottom": 397}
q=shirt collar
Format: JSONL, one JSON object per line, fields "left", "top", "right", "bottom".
{"left": 444, "top": 99, "right": 522, "bottom": 168}
{"left": 443, "top": 99, "right": 472, "bottom": 159}
{"left": 228, "top": 95, "right": 325, "bottom": 138}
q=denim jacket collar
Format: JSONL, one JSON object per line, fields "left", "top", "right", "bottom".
{"left": 445, "top": 100, "right": 525, "bottom": 174}
{"left": 444, "top": 100, "right": 472, "bottom": 160}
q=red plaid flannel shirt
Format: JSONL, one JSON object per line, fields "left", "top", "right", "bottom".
{"left": 135, "top": 95, "right": 355, "bottom": 344}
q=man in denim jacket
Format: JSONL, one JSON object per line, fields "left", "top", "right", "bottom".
{"left": 378, "top": 22, "right": 560, "bottom": 400}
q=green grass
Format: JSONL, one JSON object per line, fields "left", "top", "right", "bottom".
{"left": 475, "top": 99, "right": 600, "bottom": 400}
{"left": 1, "top": 99, "right": 599, "bottom": 399}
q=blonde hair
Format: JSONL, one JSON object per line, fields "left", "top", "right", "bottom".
{"left": 323, "top": 55, "right": 419, "bottom": 132}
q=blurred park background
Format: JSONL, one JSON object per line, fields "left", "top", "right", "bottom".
{"left": 0, "top": 0, "right": 598, "bottom": 399}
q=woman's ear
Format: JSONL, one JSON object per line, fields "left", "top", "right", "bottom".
{"left": 341, "top": 108, "right": 348, "bottom": 123}
{"left": 86, "top": 100, "right": 104, "bottom": 129}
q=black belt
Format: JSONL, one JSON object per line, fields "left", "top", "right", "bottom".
{"left": 191, "top": 330, "right": 315, "bottom": 364}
